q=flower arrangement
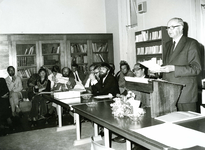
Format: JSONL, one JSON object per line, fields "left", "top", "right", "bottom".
{"left": 110, "top": 91, "right": 145, "bottom": 119}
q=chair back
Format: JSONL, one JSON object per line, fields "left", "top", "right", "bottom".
{"left": 91, "top": 137, "right": 115, "bottom": 150}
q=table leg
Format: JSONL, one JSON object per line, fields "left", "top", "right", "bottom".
{"left": 57, "top": 105, "right": 62, "bottom": 127}
{"left": 104, "top": 127, "right": 110, "bottom": 148}
{"left": 76, "top": 113, "right": 81, "bottom": 140}
{"left": 126, "top": 140, "right": 132, "bottom": 150}
{"left": 94, "top": 123, "right": 98, "bottom": 136}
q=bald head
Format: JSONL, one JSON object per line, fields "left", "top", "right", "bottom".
{"left": 62, "top": 67, "right": 70, "bottom": 77}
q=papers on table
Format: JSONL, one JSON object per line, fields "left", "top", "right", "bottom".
{"left": 155, "top": 111, "right": 205, "bottom": 123}
{"left": 124, "top": 76, "right": 149, "bottom": 84}
{"left": 131, "top": 123, "right": 205, "bottom": 149}
{"left": 57, "top": 77, "right": 69, "bottom": 84}
{"left": 94, "top": 94, "right": 113, "bottom": 99}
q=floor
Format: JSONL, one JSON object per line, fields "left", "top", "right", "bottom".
{"left": 0, "top": 109, "right": 73, "bottom": 137}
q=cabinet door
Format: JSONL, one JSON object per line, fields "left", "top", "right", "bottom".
{"left": 13, "top": 41, "right": 38, "bottom": 79}
{"left": 68, "top": 40, "right": 89, "bottom": 73}
{"left": 91, "top": 39, "right": 111, "bottom": 64}
{"left": 39, "top": 40, "right": 63, "bottom": 71}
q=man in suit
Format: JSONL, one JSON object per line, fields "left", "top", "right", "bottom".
{"left": 71, "top": 63, "right": 85, "bottom": 84}
{"left": 91, "top": 62, "right": 120, "bottom": 97}
{"left": 5, "top": 66, "right": 23, "bottom": 116}
{"left": 160, "top": 17, "right": 201, "bottom": 112}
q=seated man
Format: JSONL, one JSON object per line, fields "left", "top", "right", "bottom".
{"left": 91, "top": 62, "right": 120, "bottom": 97}
{"left": 133, "top": 63, "right": 149, "bottom": 78}
{"left": 48, "top": 65, "right": 62, "bottom": 90}
{"left": 61, "top": 67, "right": 76, "bottom": 90}
{"left": 83, "top": 64, "right": 96, "bottom": 92}
{"left": 5, "top": 66, "right": 23, "bottom": 117}
{"left": 117, "top": 60, "right": 134, "bottom": 94}
{"left": 71, "top": 63, "right": 85, "bottom": 85}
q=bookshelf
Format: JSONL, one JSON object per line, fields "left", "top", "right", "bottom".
{"left": 92, "top": 41, "right": 109, "bottom": 63}
{"left": 41, "top": 42, "right": 61, "bottom": 70}
{"left": 16, "top": 43, "right": 37, "bottom": 79}
{"left": 4, "top": 34, "right": 113, "bottom": 82}
{"left": 135, "top": 26, "right": 170, "bottom": 66}
{"left": 70, "top": 40, "right": 88, "bottom": 73}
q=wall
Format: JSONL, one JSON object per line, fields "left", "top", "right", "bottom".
{"left": 105, "top": 0, "right": 202, "bottom": 69}
{"left": 0, "top": 0, "right": 106, "bottom": 33}
{"left": 0, "top": 0, "right": 107, "bottom": 77}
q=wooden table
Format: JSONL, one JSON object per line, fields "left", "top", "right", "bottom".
{"left": 72, "top": 100, "right": 175, "bottom": 150}
{"left": 73, "top": 100, "right": 205, "bottom": 150}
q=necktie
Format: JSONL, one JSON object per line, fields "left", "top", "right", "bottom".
{"left": 171, "top": 41, "right": 176, "bottom": 51}
{"left": 75, "top": 72, "right": 79, "bottom": 81}
{"left": 12, "top": 76, "right": 15, "bottom": 82}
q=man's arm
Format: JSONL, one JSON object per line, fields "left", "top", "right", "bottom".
{"left": 175, "top": 41, "right": 201, "bottom": 77}
{"left": 13, "top": 76, "right": 23, "bottom": 92}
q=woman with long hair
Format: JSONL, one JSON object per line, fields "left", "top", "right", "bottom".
{"left": 29, "top": 68, "right": 51, "bottom": 121}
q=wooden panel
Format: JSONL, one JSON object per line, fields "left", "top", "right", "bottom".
{"left": 150, "top": 80, "right": 184, "bottom": 118}
{"left": 125, "top": 81, "right": 153, "bottom": 93}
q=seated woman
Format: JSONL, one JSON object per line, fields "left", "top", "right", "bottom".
{"left": 29, "top": 68, "right": 51, "bottom": 121}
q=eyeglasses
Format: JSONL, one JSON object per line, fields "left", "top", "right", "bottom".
{"left": 166, "top": 25, "right": 181, "bottom": 30}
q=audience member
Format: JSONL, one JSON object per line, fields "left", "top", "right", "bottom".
{"left": 83, "top": 64, "right": 96, "bottom": 92}
{"left": 91, "top": 62, "right": 120, "bottom": 97}
{"left": 29, "top": 68, "right": 51, "bottom": 121}
{"left": 27, "top": 73, "right": 40, "bottom": 100}
{"left": 109, "top": 63, "right": 115, "bottom": 75}
{"left": 61, "top": 67, "right": 76, "bottom": 90}
{"left": 48, "top": 65, "right": 62, "bottom": 90}
{"left": 71, "top": 63, "right": 85, "bottom": 84}
{"left": 5, "top": 66, "right": 23, "bottom": 117}
{"left": 133, "top": 63, "right": 149, "bottom": 78}
{"left": 0, "top": 78, "right": 12, "bottom": 128}
{"left": 117, "top": 61, "right": 134, "bottom": 93}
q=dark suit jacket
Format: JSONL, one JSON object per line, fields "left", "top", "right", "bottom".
{"left": 91, "top": 73, "right": 120, "bottom": 97}
{"left": 71, "top": 70, "right": 85, "bottom": 83}
{"left": 162, "top": 36, "right": 201, "bottom": 103}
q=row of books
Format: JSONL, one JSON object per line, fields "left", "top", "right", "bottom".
{"left": 137, "top": 45, "right": 162, "bottom": 55}
{"left": 23, "top": 46, "right": 35, "bottom": 55}
{"left": 17, "top": 68, "right": 36, "bottom": 78}
{"left": 42, "top": 45, "right": 60, "bottom": 54}
{"left": 17, "top": 56, "right": 35, "bottom": 67}
{"left": 72, "top": 55, "right": 88, "bottom": 64}
{"left": 92, "top": 43, "right": 108, "bottom": 52}
{"left": 71, "top": 44, "right": 87, "bottom": 53}
{"left": 93, "top": 54, "right": 105, "bottom": 62}
{"left": 135, "top": 30, "right": 162, "bottom": 42}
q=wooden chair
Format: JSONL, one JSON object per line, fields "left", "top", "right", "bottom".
{"left": 91, "top": 137, "right": 115, "bottom": 150}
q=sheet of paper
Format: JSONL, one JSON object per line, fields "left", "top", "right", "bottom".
{"left": 139, "top": 59, "right": 161, "bottom": 72}
{"left": 124, "top": 76, "right": 149, "bottom": 84}
{"left": 131, "top": 123, "right": 205, "bottom": 149}
{"left": 155, "top": 111, "right": 205, "bottom": 123}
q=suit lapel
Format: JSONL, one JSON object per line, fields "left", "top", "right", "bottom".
{"left": 168, "top": 36, "right": 186, "bottom": 63}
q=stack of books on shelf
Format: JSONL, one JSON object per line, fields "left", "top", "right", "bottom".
{"left": 71, "top": 44, "right": 87, "bottom": 53}
{"left": 92, "top": 43, "right": 108, "bottom": 52}
{"left": 72, "top": 55, "right": 88, "bottom": 64}
{"left": 17, "top": 57, "right": 35, "bottom": 67}
{"left": 135, "top": 30, "right": 162, "bottom": 42}
{"left": 51, "top": 46, "right": 60, "bottom": 54}
{"left": 93, "top": 53, "right": 105, "bottom": 62}
{"left": 137, "top": 45, "right": 162, "bottom": 55}
{"left": 92, "top": 43, "right": 108, "bottom": 63}
{"left": 17, "top": 68, "right": 35, "bottom": 78}
{"left": 24, "top": 46, "right": 35, "bottom": 55}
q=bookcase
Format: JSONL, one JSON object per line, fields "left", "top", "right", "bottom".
{"left": 14, "top": 41, "right": 38, "bottom": 79}
{"left": 135, "top": 26, "right": 170, "bottom": 65}
{"left": 3, "top": 34, "right": 113, "bottom": 83}
{"left": 40, "top": 41, "right": 62, "bottom": 70}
